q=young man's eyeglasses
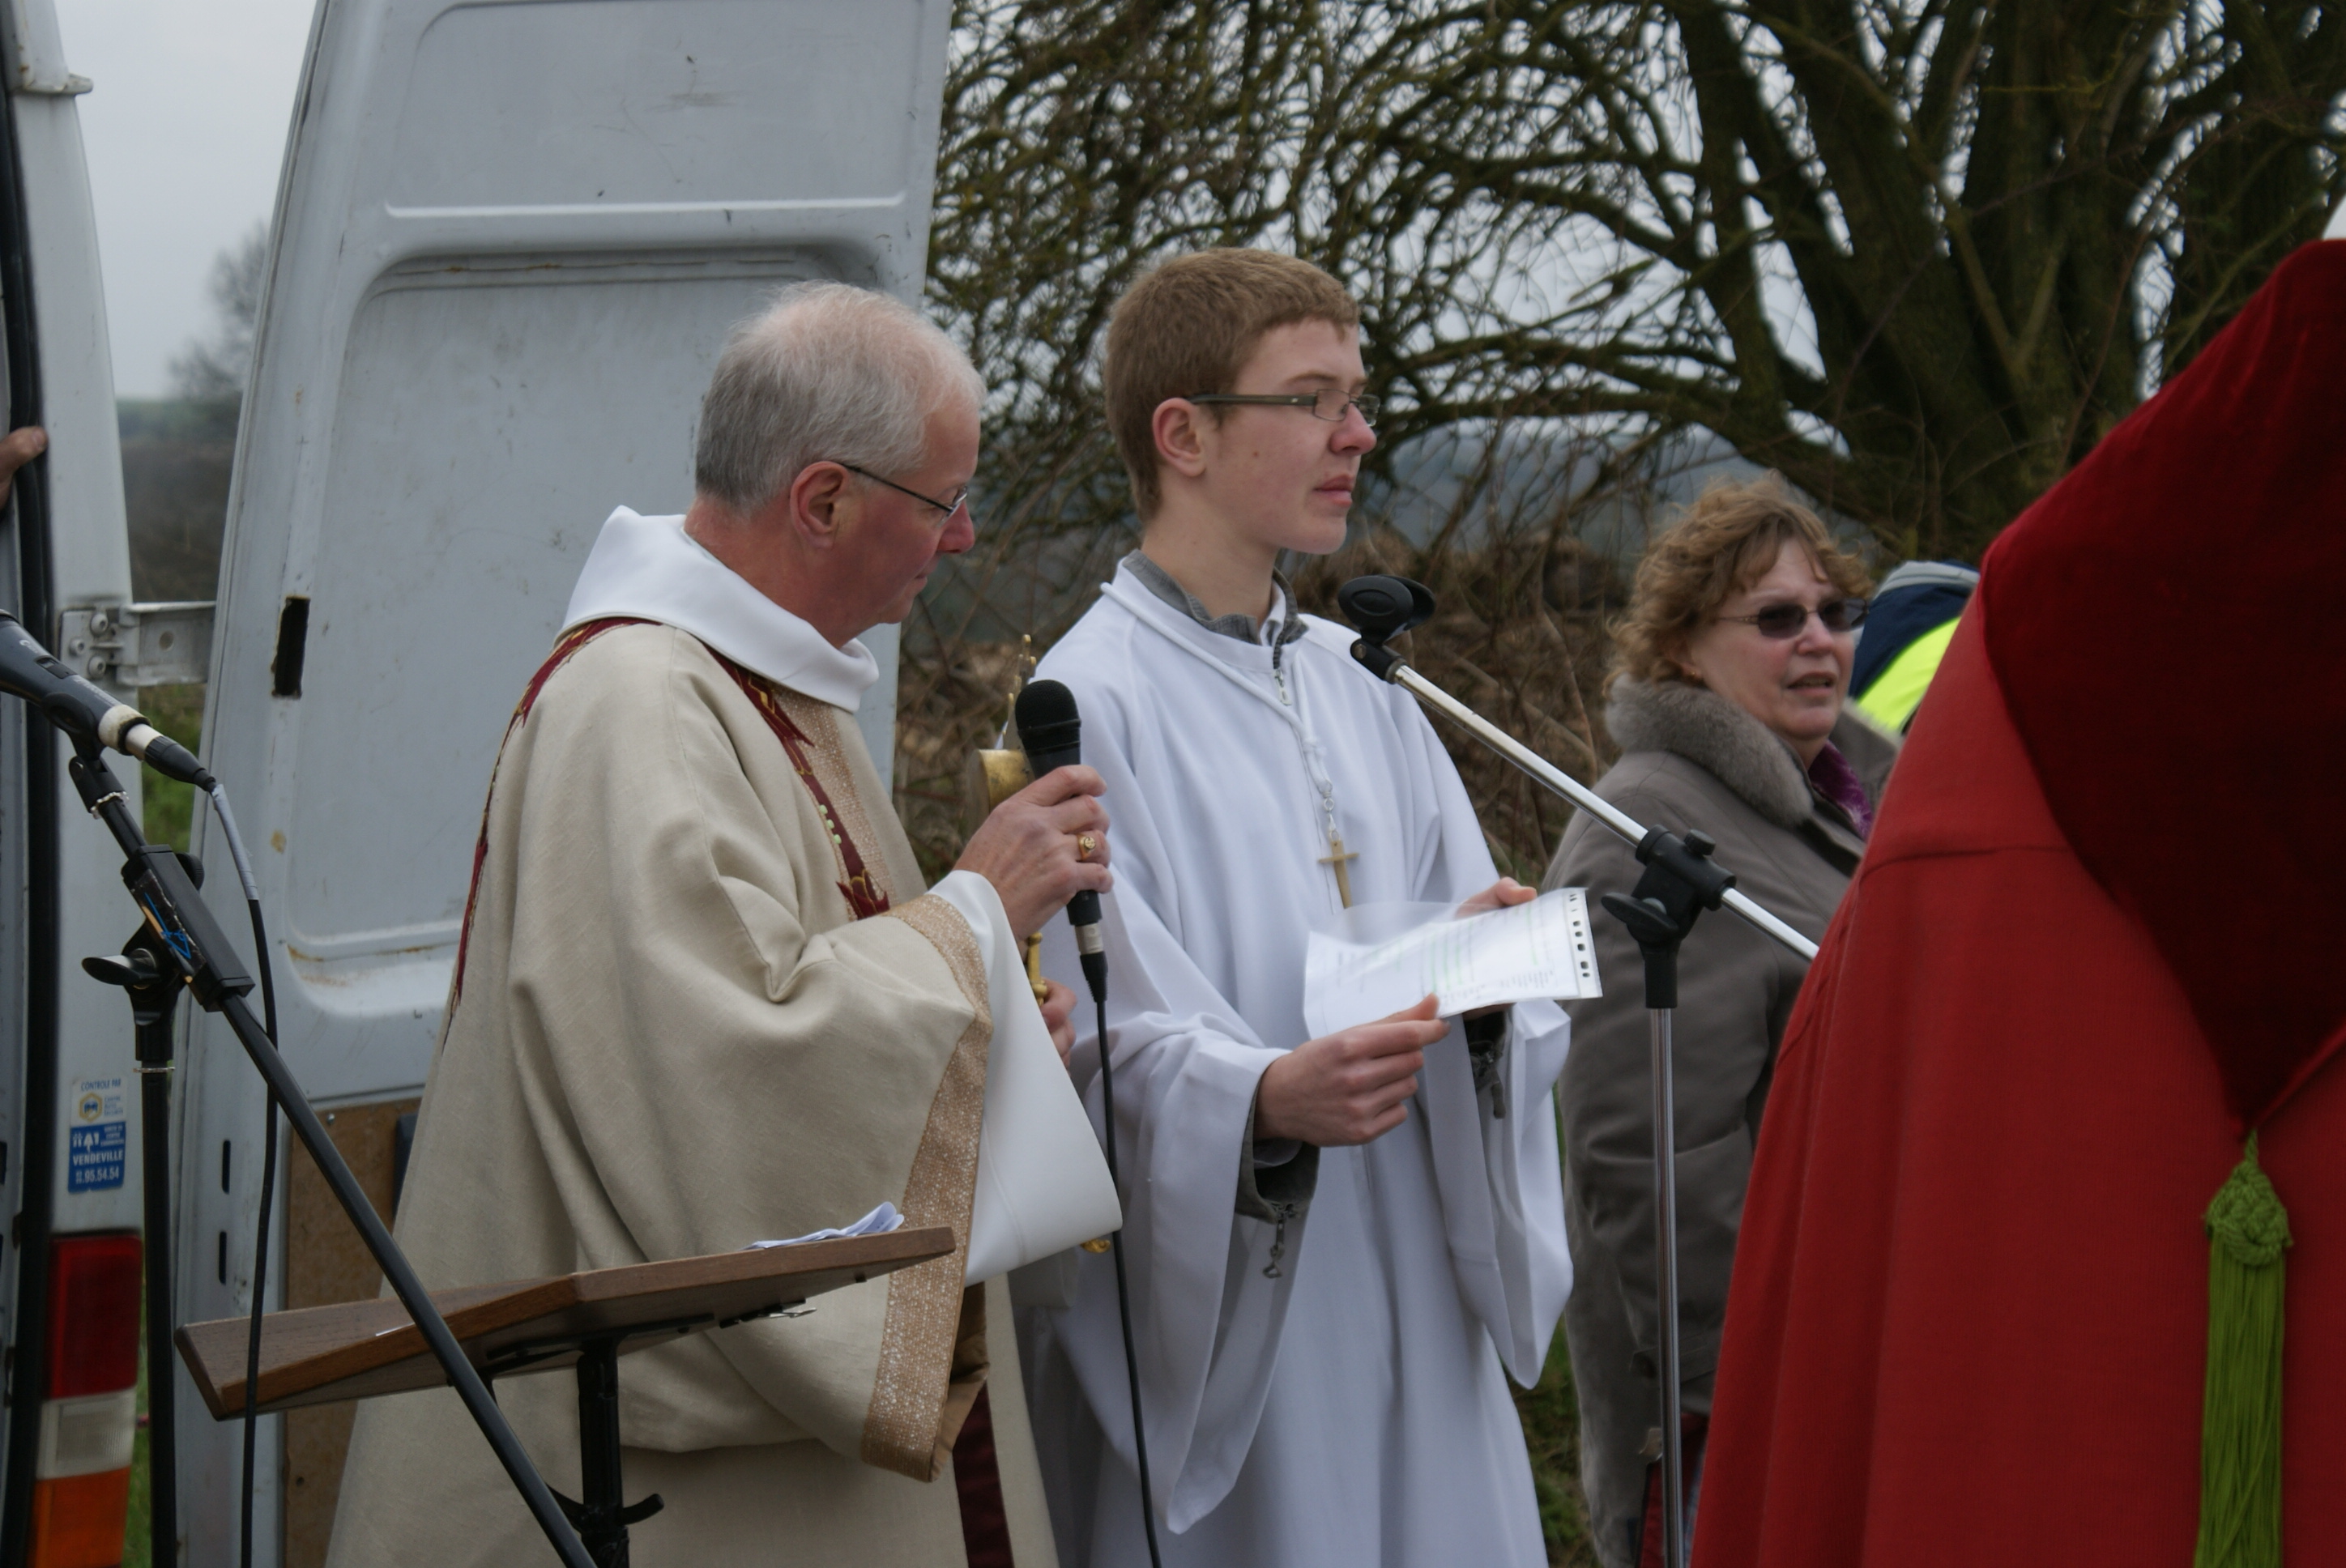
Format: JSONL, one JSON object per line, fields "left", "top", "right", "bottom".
{"left": 1185, "top": 390, "right": 1381, "bottom": 427}
{"left": 835, "top": 462, "right": 972, "bottom": 525}
{"left": 1716, "top": 598, "right": 1869, "bottom": 639}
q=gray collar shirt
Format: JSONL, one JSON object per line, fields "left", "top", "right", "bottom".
{"left": 1120, "top": 550, "right": 1310, "bottom": 665}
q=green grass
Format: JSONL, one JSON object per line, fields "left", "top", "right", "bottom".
{"left": 1515, "top": 1326, "right": 1597, "bottom": 1566}
{"left": 125, "top": 1285, "right": 150, "bottom": 1567}
{"left": 138, "top": 685, "right": 205, "bottom": 852}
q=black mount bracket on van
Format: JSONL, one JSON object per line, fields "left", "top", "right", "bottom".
{"left": 59, "top": 735, "right": 599, "bottom": 1568}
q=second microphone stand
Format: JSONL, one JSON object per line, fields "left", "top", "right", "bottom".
{"left": 1337, "top": 575, "right": 1787, "bottom": 1568}
{"left": 1602, "top": 833, "right": 1734, "bottom": 1568}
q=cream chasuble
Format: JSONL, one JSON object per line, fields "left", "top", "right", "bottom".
{"left": 1023, "top": 567, "right": 1574, "bottom": 1568}
{"left": 329, "top": 510, "right": 1056, "bottom": 1567}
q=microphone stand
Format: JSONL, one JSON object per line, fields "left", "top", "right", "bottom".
{"left": 1337, "top": 575, "right": 1809, "bottom": 1568}
{"left": 80, "top": 919, "right": 189, "bottom": 1568}
{"left": 58, "top": 735, "right": 595, "bottom": 1568}
{"left": 1603, "top": 866, "right": 1727, "bottom": 1568}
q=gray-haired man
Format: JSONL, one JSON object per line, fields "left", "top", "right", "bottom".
{"left": 330, "top": 283, "right": 1103, "bottom": 1567}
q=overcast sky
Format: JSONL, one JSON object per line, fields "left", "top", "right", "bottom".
{"left": 58, "top": 0, "right": 317, "bottom": 398}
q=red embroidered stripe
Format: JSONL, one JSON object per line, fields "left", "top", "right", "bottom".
{"left": 707, "top": 650, "right": 893, "bottom": 919}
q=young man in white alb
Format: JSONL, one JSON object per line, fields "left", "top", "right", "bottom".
{"left": 1026, "top": 249, "right": 1572, "bottom": 1568}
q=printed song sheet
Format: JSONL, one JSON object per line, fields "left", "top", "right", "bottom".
{"left": 1303, "top": 888, "right": 1602, "bottom": 1038}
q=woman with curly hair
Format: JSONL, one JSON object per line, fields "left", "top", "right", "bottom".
{"left": 1544, "top": 475, "right": 1896, "bottom": 1568}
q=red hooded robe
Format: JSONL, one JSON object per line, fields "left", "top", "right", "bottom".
{"left": 1694, "top": 240, "right": 2346, "bottom": 1565}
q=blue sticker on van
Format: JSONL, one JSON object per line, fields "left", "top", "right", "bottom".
{"left": 68, "top": 1076, "right": 128, "bottom": 1192}
{"left": 69, "top": 1121, "right": 126, "bottom": 1191}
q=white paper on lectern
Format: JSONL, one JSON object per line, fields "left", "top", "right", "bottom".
{"left": 744, "top": 1202, "right": 903, "bottom": 1249}
{"left": 964, "top": 911, "right": 1123, "bottom": 1284}
{"left": 1302, "top": 888, "right": 1603, "bottom": 1038}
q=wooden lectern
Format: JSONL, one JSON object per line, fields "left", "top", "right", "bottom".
{"left": 176, "top": 1227, "right": 954, "bottom": 1566}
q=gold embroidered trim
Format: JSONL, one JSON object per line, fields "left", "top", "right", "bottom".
{"left": 777, "top": 690, "right": 899, "bottom": 910}
{"left": 860, "top": 893, "right": 991, "bottom": 1477}
{"left": 885, "top": 893, "right": 987, "bottom": 1021}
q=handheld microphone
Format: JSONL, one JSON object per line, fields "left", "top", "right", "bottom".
{"left": 0, "top": 611, "right": 215, "bottom": 789}
{"left": 1014, "top": 678, "right": 1106, "bottom": 993}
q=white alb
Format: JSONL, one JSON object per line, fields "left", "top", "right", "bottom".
{"left": 1027, "top": 564, "right": 1574, "bottom": 1568}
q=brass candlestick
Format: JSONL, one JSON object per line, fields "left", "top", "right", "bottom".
{"left": 975, "top": 637, "right": 1050, "bottom": 1003}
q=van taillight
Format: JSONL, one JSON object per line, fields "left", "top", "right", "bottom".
{"left": 45, "top": 1234, "right": 140, "bottom": 1396}
{"left": 29, "top": 1234, "right": 141, "bottom": 1568}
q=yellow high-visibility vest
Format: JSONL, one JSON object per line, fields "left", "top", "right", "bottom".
{"left": 1853, "top": 617, "right": 1960, "bottom": 733}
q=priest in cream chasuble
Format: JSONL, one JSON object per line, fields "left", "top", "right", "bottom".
{"left": 332, "top": 283, "right": 1107, "bottom": 1568}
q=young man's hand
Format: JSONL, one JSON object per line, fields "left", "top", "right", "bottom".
{"left": 1254, "top": 995, "right": 1447, "bottom": 1146}
{"left": 1039, "top": 978, "right": 1077, "bottom": 1067}
{"left": 1456, "top": 878, "right": 1536, "bottom": 1020}
{"left": 1457, "top": 876, "right": 1535, "bottom": 916}
{"left": 954, "top": 764, "right": 1111, "bottom": 939}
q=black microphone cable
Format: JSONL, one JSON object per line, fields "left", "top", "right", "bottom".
{"left": 1082, "top": 957, "right": 1162, "bottom": 1568}
{"left": 202, "top": 782, "right": 280, "bottom": 1568}
{"left": 238, "top": 927, "right": 278, "bottom": 1568}
{"left": 1017, "top": 678, "right": 1162, "bottom": 1566}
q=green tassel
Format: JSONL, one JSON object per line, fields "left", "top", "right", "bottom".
{"left": 2196, "top": 1133, "right": 2292, "bottom": 1568}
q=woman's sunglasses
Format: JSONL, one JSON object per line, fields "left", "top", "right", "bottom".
{"left": 1717, "top": 598, "right": 1870, "bottom": 639}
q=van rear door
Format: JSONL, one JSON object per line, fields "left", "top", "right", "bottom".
{"left": 0, "top": 2, "right": 160, "bottom": 1560}
{"left": 179, "top": 3, "right": 949, "bottom": 1560}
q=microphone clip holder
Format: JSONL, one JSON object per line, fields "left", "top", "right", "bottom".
{"left": 1610, "top": 828, "right": 1734, "bottom": 1010}
{"left": 1336, "top": 575, "right": 1434, "bottom": 682}
{"left": 70, "top": 748, "right": 254, "bottom": 1011}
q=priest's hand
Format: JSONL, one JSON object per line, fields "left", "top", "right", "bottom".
{"left": 1254, "top": 995, "right": 1447, "bottom": 1146}
{"left": 956, "top": 764, "right": 1112, "bottom": 938}
{"left": 1457, "top": 876, "right": 1535, "bottom": 917}
{"left": 1040, "top": 978, "right": 1077, "bottom": 1067}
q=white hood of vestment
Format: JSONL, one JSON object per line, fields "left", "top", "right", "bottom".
{"left": 562, "top": 506, "right": 880, "bottom": 711}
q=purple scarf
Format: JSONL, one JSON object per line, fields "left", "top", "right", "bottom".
{"left": 1808, "top": 741, "right": 1875, "bottom": 839}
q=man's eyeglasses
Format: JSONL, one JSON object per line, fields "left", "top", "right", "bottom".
{"left": 1716, "top": 598, "right": 1869, "bottom": 639}
{"left": 836, "top": 462, "right": 972, "bottom": 525}
{"left": 1185, "top": 390, "right": 1382, "bottom": 427}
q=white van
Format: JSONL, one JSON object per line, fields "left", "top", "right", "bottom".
{"left": 0, "top": 1, "right": 946, "bottom": 1560}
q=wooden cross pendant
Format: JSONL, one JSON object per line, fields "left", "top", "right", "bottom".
{"left": 1320, "top": 833, "right": 1359, "bottom": 909}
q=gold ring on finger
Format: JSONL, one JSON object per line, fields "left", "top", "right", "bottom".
{"left": 1077, "top": 833, "right": 1098, "bottom": 863}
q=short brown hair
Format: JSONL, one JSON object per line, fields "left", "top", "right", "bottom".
{"left": 1103, "top": 249, "right": 1362, "bottom": 517}
{"left": 1610, "top": 474, "right": 1873, "bottom": 691}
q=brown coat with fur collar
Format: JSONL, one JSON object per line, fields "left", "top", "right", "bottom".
{"left": 1541, "top": 680, "right": 1896, "bottom": 1568}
